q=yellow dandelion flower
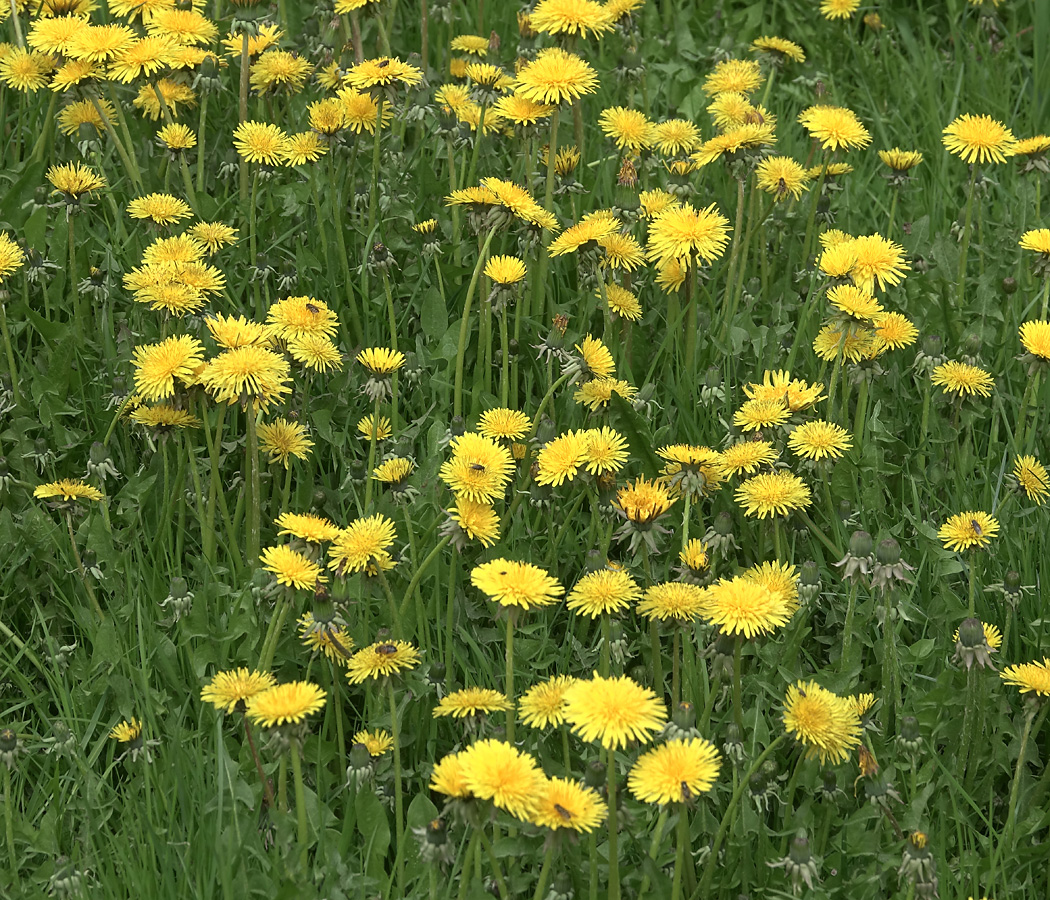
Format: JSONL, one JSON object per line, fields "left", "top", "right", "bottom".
{"left": 245, "top": 682, "right": 326, "bottom": 728}
{"left": 628, "top": 737, "right": 721, "bottom": 805}
{"left": 34, "top": 479, "right": 104, "bottom": 503}
{"left": 701, "top": 575, "right": 791, "bottom": 636}
{"left": 459, "top": 739, "right": 545, "bottom": 821}
{"left": 1000, "top": 659, "right": 1050, "bottom": 697}
{"left": 201, "top": 346, "right": 291, "bottom": 410}
{"left": 735, "top": 471, "right": 812, "bottom": 519}
{"left": 562, "top": 673, "right": 667, "bottom": 749}
{"left": 798, "top": 104, "right": 871, "bottom": 151}
{"left": 782, "top": 681, "right": 862, "bottom": 764}
{"left": 434, "top": 687, "right": 512, "bottom": 719}
{"left": 519, "top": 675, "right": 577, "bottom": 729}
{"left": 276, "top": 511, "right": 341, "bottom": 543}
{"left": 943, "top": 113, "right": 1017, "bottom": 164}
{"left": 646, "top": 202, "right": 732, "bottom": 267}
{"left": 702, "top": 58, "right": 762, "bottom": 96}
{"left": 201, "top": 668, "right": 277, "bottom": 714}
{"left": 719, "top": 439, "right": 778, "bottom": 477}
{"left": 931, "top": 360, "right": 994, "bottom": 398}
{"left": 788, "top": 420, "right": 852, "bottom": 461}
{"left": 530, "top": 777, "right": 607, "bottom": 832}
{"left": 1014, "top": 455, "right": 1050, "bottom": 504}
{"left": 471, "top": 559, "right": 564, "bottom": 611}
{"left": 258, "top": 418, "right": 313, "bottom": 467}
{"left": 259, "top": 545, "right": 326, "bottom": 590}
{"left": 637, "top": 582, "right": 707, "bottom": 622}
{"left": 938, "top": 511, "right": 999, "bottom": 552}
{"left": 131, "top": 335, "right": 205, "bottom": 401}
{"left": 567, "top": 568, "right": 641, "bottom": 618}
{"left": 514, "top": 46, "right": 598, "bottom": 105}
{"left": 346, "top": 641, "right": 420, "bottom": 683}
{"left": 329, "top": 514, "right": 397, "bottom": 576}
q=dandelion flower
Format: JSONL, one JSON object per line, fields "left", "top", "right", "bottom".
{"left": 430, "top": 751, "right": 473, "bottom": 799}
{"left": 34, "top": 479, "right": 104, "bottom": 503}
{"left": 514, "top": 47, "right": 598, "bottom": 106}
{"left": 788, "top": 420, "right": 852, "bottom": 460}
{"left": 132, "top": 335, "right": 205, "bottom": 401}
{"left": 581, "top": 425, "right": 630, "bottom": 475}
{"left": 356, "top": 346, "right": 406, "bottom": 374}
{"left": 519, "top": 675, "right": 577, "bottom": 729}
{"left": 1013, "top": 455, "right": 1050, "bottom": 504}
{"left": 258, "top": 418, "right": 313, "bottom": 467}
{"left": 743, "top": 560, "right": 799, "bottom": 613}
{"left": 109, "top": 718, "right": 142, "bottom": 743}
{"left": 1000, "top": 659, "right": 1050, "bottom": 697}
{"left": 615, "top": 477, "right": 677, "bottom": 524}
{"left": 943, "top": 113, "right": 1017, "bottom": 164}
{"left": 637, "top": 582, "right": 707, "bottom": 623}
{"left": 646, "top": 202, "right": 732, "bottom": 267}
{"left": 329, "top": 514, "right": 397, "bottom": 576}
{"left": 756, "top": 156, "right": 810, "bottom": 201}
{"left": 276, "top": 512, "right": 341, "bottom": 544}
{"left": 782, "top": 681, "right": 862, "bottom": 763}
{"left": 345, "top": 56, "right": 423, "bottom": 92}
{"left": 259, "top": 545, "right": 325, "bottom": 590}
{"left": 744, "top": 370, "right": 825, "bottom": 412}
{"left": 201, "top": 346, "right": 291, "bottom": 410}
{"left": 751, "top": 36, "right": 805, "bottom": 64}
{"left": 357, "top": 415, "right": 392, "bottom": 441}
{"left": 574, "top": 378, "right": 637, "bottom": 412}
{"left": 849, "top": 234, "right": 909, "bottom": 293}
{"left": 602, "top": 283, "right": 642, "bottom": 321}
{"left": 530, "top": 0, "right": 613, "bottom": 38}
{"left": 733, "top": 398, "right": 790, "bottom": 432}
{"left": 459, "top": 739, "right": 544, "bottom": 820}
{"left": 629, "top": 738, "right": 721, "bottom": 805}
{"left": 484, "top": 255, "right": 527, "bottom": 285}
{"left": 535, "top": 429, "right": 589, "bottom": 486}
{"left": 233, "top": 121, "right": 290, "bottom": 165}
{"left": 471, "top": 559, "right": 564, "bottom": 611}
{"left": 201, "top": 668, "right": 276, "bottom": 714}
{"left": 879, "top": 148, "right": 924, "bottom": 171}
{"left": 798, "top": 104, "right": 871, "bottom": 151}
{"left": 598, "top": 106, "right": 653, "bottom": 151}
{"left": 567, "top": 569, "right": 641, "bottom": 618}
{"left": 0, "top": 233, "right": 26, "bottom": 282}
{"left": 434, "top": 688, "right": 512, "bottom": 719}
{"left": 938, "top": 511, "right": 999, "bottom": 552}
{"left": 872, "top": 312, "right": 919, "bottom": 352}
{"left": 440, "top": 432, "right": 514, "bottom": 502}
{"left": 931, "top": 360, "right": 994, "bottom": 398}
{"left": 346, "top": 641, "right": 421, "bottom": 683}
{"left": 127, "top": 193, "right": 193, "bottom": 227}
{"left": 735, "top": 471, "right": 811, "bottom": 519}
{"left": 447, "top": 497, "right": 501, "bottom": 547}
{"left": 351, "top": 730, "right": 392, "bottom": 756}
{"left": 288, "top": 334, "right": 342, "bottom": 373}
{"left": 531, "top": 777, "right": 607, "bottom": 832}
{"left": 702, "top": 58, "right": 762, "bottom": 96}
{"left": 719, "top": 440, "right": 778, "bottom": 476}
{"left": 650, "top": 119, "right": 701, "bottom": 156}
{"left": 1019, "top": 320, "right": 1050, "bottom": 360}
{"left": 246, "top": 682, "right": 326, "bottom": 728}
{"left": 820, "top": 0, "right": 861, "bottom": 19}
{"left": 562, "top": 673, "right": 667, "bottom": 749}
{"left": 47, "top": 162, "right": 106, "bottom": 199}
{"left": 478, "top": 408, "right": 531, "bottom": 441}
{"left": 702, "top": 576, "right": 791, "bottom": 637}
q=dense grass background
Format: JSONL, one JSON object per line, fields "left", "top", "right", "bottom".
{"left": 2, "top": 0, "right": 1050, "bottom": 897}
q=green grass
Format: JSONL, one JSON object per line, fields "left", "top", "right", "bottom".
{"left": 1, "top": 0, "right": 1050, "bottom": 898}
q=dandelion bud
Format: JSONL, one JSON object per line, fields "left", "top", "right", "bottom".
{"left": 953, "top": 618, "right": 998, "bottom": 670}
{"left": 722, "top": 722, "right": 745, "bottom": 762}
{"left": 368, "top": 242, "right": 396, "bottom": 274}
{"left": 549, "top": 871, "right": 574, "bottom": 900}
{"left": 414, "top": 818, "right": 455, "bottom": 866}
{"left": 820, "top": 767, "right": 838, "bottom": 800}
{"left": 799, "top": 560, "right": 821, "bottom": 603}
{"left": 851, "top": 530, "right": 872, "bottom": 556}
{"left": 87, "top": 441, "right": 120, "bottom": 482}
{"left": 898, "top": 831, "right": 937, "bottom": 893}
{"left": 875, "top": 538, "right": 899, "bottom": 565}
{"left": 769, "top": 830, "right": 820, "bottom": 892}
{"left": 0, "top": 457, "right": 12, "bottom": 493}
{"left": 584, "top": 759, "right": 606, "bottom": 791}
{"left": 346, "top": 742, "right": 374, "bottom": 784}
{"left": 673, "top": 701, "right": 696, "bottom": 731}
{"left": 428, "top": 662, "right": 446, "bottom": 689}
{"left": 0, "top": 727, "right": 19, "bottom": 770}
{"left": 836, "top": 530, "right": 875, "bottom": 583}
{"left": 897, "top": 716, "right": 922, "bottom": 756}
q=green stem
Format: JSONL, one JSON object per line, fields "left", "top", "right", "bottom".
{"left": 257, "top": 595, "right": 291, "bottom": 671}
{"left": 238, "top": 32, "right": 250, "bottom": 203}
{"left": 398, "top": 536, "right": 450, "bottom": 623}
{"left": 3, "top": 766, "right": 17, "bottom": 891}
{"left": 672, "top": 806, "right": 688, "bottom": 900}
{"left": 467, "top": 102, "right": 487, "bottom": 186}
{"left": 453, "top": 226, "right": 498, "bottom": 418}
{"left": 0, "top": 300, "right": 21, "bottom": 406}
{"left": 195, "top": 91, "right": 209, "bottom": 194}
{"left": 719, "top": 178, "right": 747, "bottom": 343}
{"left": 532, "top": 843, "right": 554, "bottom": 900}
{"left": 607, "top": 746, "right": 621, "bottom": 900}
{"left": 505, "top": 615, "right": 515, "bottom": 745}
{"left": 387, "top": 679, "right": 405, "bottom": 893}
{"left": 638, "top": 807, "right": 670, "bottom": 897}
{"left": 89, "top": 94, "right": 141, "bottom": 189}
{"left": 66, "top": 511, "right": 102, "bottom": 619}
{"left": 499, "top": 309, "right": 510, "bottom": 406}
{"left": 456, "top": 832, "right": 481, "bottom": 900}
{"left": 887, "top": 184, "right": 900, "bottom": 236}
{"left": 534, "top": 105, "right": 561, "bottom": 322}
{"left": 477, "top": 828, "right": 509, "bottom": 900}
{"left": 368, "top": 95, "right": 386, "bottom": 239}
{"left": 732, "top": 633, "right": 744, "bottom": 731}
{"left": 246, "top": 404, "right": 261, "bottom": 563}
{"left": 290, "top": 739, "right": 309, "bottom": 869}
{"left": 444, "top": 546, "right": 459, "bottom": 680}
{"left": 955, "top": 166, "right": 979, "bottom": 326}
{"left": 68, "top": 216, "right": 80, "bottom": 327}
{"left": 600, "top": 614, "right": 611, "bottom": 676}
{"left": 840, "top": 579, "right": 859, "bottom": 671}
{"left": 363, "top": 393, "right": 382, "bottom": 511}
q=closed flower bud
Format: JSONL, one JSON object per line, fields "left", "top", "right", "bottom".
{"left": 897, "top": 716, "right": 922, "bottom": 756}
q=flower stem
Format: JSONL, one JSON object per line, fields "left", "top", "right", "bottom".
{"left": 955, "top": 166, "right": 979, "bottom": 331}
{"left": 246, "top": 404, "right": 261, "bottom": 563}
{"left": 363, "top": 393, "right": 382, "bottom": 511}
{"left": 505, "top": 615, "right": 515, "bottom": 745}
{"left": 840, "top": 579, "right": 859, "bottom": 671}
{"left": 532, "top": 843, "right": 554, "bottom": 900}
{"left": 672, "top": 805, "right": 689, "bottom": 900}
{"left": 66, "top": 511, "right": 102, "bottom": 619}
{"left": 453, "top": 226, "right": 498, "bottom": 418}
{"left": 289, "top": 738, "right": 309, "bottom": 870}
{"left": 607, "top": 746, "right": 621, "bottom": 900}
{"left": 368, "top": 95, "right": 385, "bottom": 239}
{"left": 386, "top": 679, "right": 405, "bottom": 893}
{"left": 732, "top": 633, "right": 744, "bottom": 731}
{"left": 195, "top": 91, "right": 209, "bottom": 194}
{"left": 0, "top": 299, "right": 21, "bottom": 407}
{"left": 238, "top": 33, "right": 250, "bottom": 203}
{"left": 3, "top": 765, "right": 17, "bottom": 890}
{"left": 257, "top": 595, "right": 290, "bottom": 671}
{"left": 533, "top": 104, "right": 561, "bottom": 322}
{"left": 638, "top": 807, "right": 670, "bottom": 896}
